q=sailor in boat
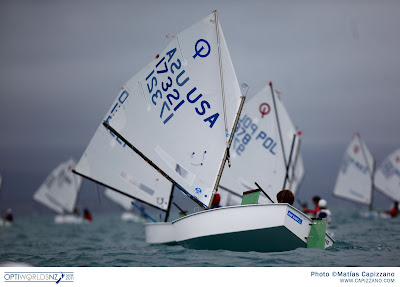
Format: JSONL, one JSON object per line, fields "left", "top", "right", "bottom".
{"left": 303, "top": 195, "right": 321, "bottom": 216}
{"left": 385, "top": 201, "right": 399, "bottom": 218}
{"left": 211, "top": 193, "right": 222, "bottom": 209}
{"left": 4, "top": 208, "right": 13, "bottom": 223}
{"left": 83, "top": 208, "right": 93, "bottom": 222}
{"left": 276, "top": 189, "right": 295, "bottom": 205}
{"left": 316, "top": 199, "right": 332, "bottom": 226}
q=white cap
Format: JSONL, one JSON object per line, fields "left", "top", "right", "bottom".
{"left": 318, "top": 199, "right": 327, "bottom": 208}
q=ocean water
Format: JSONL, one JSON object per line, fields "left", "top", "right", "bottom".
{"left": 0, "top": 208, "right": 399, "bottom": 267}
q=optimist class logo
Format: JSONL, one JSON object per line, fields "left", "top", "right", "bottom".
{"left": 259, "top": 103, "right": 271, "bottom": 118}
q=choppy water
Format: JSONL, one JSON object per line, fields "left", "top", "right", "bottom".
{"left": 1, "top": 208, "right": 399, "bottom": 267}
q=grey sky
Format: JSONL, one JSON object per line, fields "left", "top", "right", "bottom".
{"left": 1, "top": 0, "right": 399, "bottom": 214}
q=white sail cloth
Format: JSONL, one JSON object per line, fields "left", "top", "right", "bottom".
{"left": 107, "top": 12, "right": 242, "bottom": 208}
{"left": 374, "top": 148, "right": 400, "bottom": 202}
{"left": 33, "top": 158, "right": 82, "bottom": 214}
{"left": 333, "top": 134, "right": 374, "bottom": 205}
{"left": 104, "top": 188, "right": 134, "bottom": 211}
{"left": 219, "top": 84, "right": 302, "bottom": 202}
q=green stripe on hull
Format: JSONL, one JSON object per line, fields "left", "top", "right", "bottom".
{"left": 178, "top": 226, "right": 306, "bottom": 252}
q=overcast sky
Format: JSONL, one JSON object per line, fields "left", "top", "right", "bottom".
{"left": 1, "top": 0, "right": 399, "bottom": 214}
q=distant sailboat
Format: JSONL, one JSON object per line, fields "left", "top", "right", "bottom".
{"left": 374, "top": 148, "right": 400, "bottom": 217}
{"left": 0, "top": 174, "right": 12, "bottom": 227}
{"left": 333, "top": 133, "right": 374, "bottom": 208}
{"left": 33, "top": 158, "right": 85, "bottom": 223}
{"left": 101, "top": 11, "right": 333, "bottom": 252}
{"left": 104, "top": 188, "right": 146, "bottom": 222}
{"left": 332, "top": 134, "right": 395, "bottom": 218}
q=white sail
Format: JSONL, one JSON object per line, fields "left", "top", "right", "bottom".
{"left": 374, "top": 148, "right": 400, "bottom": 202}
{"left": 333, "top": 134, "right": 374, "bottom": 205}
{"left": 219, "top": 84, "right": 298, "bottom": 202}
{"left": 104, "top": 188, "right": 134, "bottom": 211}
{"left": 107, "top": 12, "right": 243, "bottom": 208}
{"left": 217, "top": 186, "right": 242, "bottom": 207}
{"left": 274, "top": 89, "right": 303, "bottom": 194}
{"left": 33, "top": 159, "right": 82, "bottom": 214}
{"left": 74, "top": 71, "right": 174, "bottom": 211}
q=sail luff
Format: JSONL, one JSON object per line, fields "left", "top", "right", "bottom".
{"left": 269, "top": 82, "right": 290, "bottom": 192}
{"left": 269, "top": 82, "right": 287, "bottom": 169}
{"left": 282, "top": 134, "right": 297, "bottom": 190}
{"left": 289, "top": 137, "right": 301, "bottom": 191}
{"left": 214, "top": 10, "right": 229, "bottom": 147}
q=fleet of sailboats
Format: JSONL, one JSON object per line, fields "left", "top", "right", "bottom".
{"left": 333, "top": 134, "right": 400, "bottom": 218}
{"left": 12, "top": 10, "right": 396, "bottom": 254}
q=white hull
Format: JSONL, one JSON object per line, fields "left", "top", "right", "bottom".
{"left": 54, "top": 214, "right": 84, "bottom": 224}
{"left": 360, "top": 210, "right": 391, "bottom": 219}
{"left": 1, "top": 219, "right": 12, "bottom": 227}
{"left": 145, "top": 204, "right": 335, "bottom": 252}
{"left": 145, "top": 222, "right": 176, "bottom": 244}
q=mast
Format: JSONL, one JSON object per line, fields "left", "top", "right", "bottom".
{"left": 282, "top": 134, "right": 297, "bottom": 190}
{"left": 164, "top": 182, "right": 175, "bottom": 222}
{"left": 289, "top": 137, "right": 301, "bottom": 190}
{"left": 214, "top": 10, "right": 229, "bottom": 151}
{"left": 211, "top": 96, "right": 246, "bottom": 201}
{"left": 209, "top": 10, "right": 246, "bottom": 206}
{"left": 70, "top": 160, "right": 83, "bottom": 213}
{"left": 269, "top": 82, "right": 296, "bottom": 190}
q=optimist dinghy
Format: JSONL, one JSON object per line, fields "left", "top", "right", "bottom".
{"left": 33, "top": 158, "right": 85, "bottom": 224}
{"left": 333, "top": 135, "right": 399, "bottom": 219}
{"left": 92, "top": 10, "right": 333, "bottom": 251}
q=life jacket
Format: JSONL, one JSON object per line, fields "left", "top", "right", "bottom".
{"left": 316, "top": 209, "right": 332, "bottom": 226}
{"left": 212, "top": 193, "right": 221, "bottom": 208}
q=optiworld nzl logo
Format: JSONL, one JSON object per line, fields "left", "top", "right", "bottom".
{"left": 4, "top": 272, "right": 74, "bottom": 284}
